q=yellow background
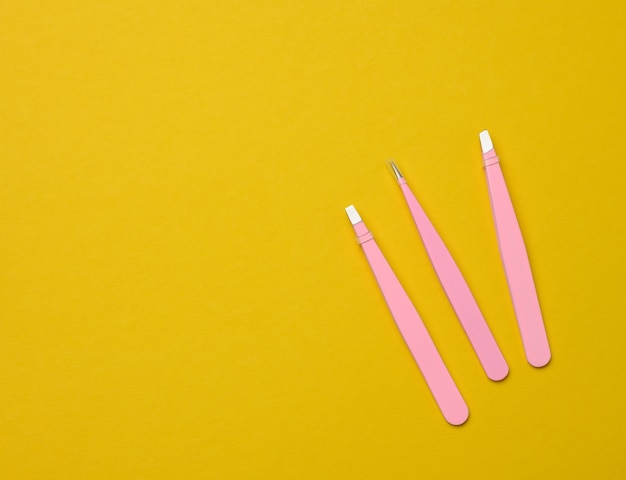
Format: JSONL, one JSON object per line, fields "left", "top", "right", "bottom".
{"left": 1, "top": 1, "right": 625, "bottom": 478}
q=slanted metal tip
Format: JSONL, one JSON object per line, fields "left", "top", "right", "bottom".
{"left": 388, "top": 160, "right": 403, "bottom": 180}
{"left": 479, "top": 130, "right": 494, "bottom": 153}
{"left": 344, "top": 205, "right": 362, "bottom": 225}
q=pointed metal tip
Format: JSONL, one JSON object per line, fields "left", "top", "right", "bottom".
{"left": 388, "top": 160, "right": 403, "bottom": 180}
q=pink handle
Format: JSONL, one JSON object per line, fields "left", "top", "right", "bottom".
{"left": 483, "top": 151, "right": 551, "bottom": 367}
{"left": 353, "top": 220, "right": 469, "bottom": 425}
{"left": 399, "top": 181, "right": 509, "bottom": 381}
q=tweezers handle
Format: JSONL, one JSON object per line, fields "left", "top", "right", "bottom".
{"left": 484, "top": 154, "right": 551, "bottom": 367}
{"left": 353, "top": 221, "right": 469, "bottom": 425}
{"left": 399, "top": 181, "right": 508, "bottom": 381}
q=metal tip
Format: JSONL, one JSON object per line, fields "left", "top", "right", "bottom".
{"left": 388, "top": 160, "right": 403, "bottom": 180}
{"left": 345, "top": 205, "right": 362, "bottom": 225}
{"left": 479, "top": 130, "right": 494, "bottom": 153}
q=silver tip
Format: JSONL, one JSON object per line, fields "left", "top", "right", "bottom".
{"left": 345, "top": 205, "right": 362, "bottom": 225}
{"left": 388, "top": 161, "right": 403, "bottom": 180}
{"left": 479, "top": 130, "right": 494, "bottom": 153}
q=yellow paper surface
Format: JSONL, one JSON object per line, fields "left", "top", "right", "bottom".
{"left": 1, "top": 1, "right": 625, "bottom": 478}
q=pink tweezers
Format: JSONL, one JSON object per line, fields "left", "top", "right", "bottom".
{"left": 390, "top": 162, "right": 509, "bottom": 381}
{"left": 480, "top": 130, "right": 551, "bottom": 367}
{"left": 346, "top": 205, "right": 469, "bottom": 425}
